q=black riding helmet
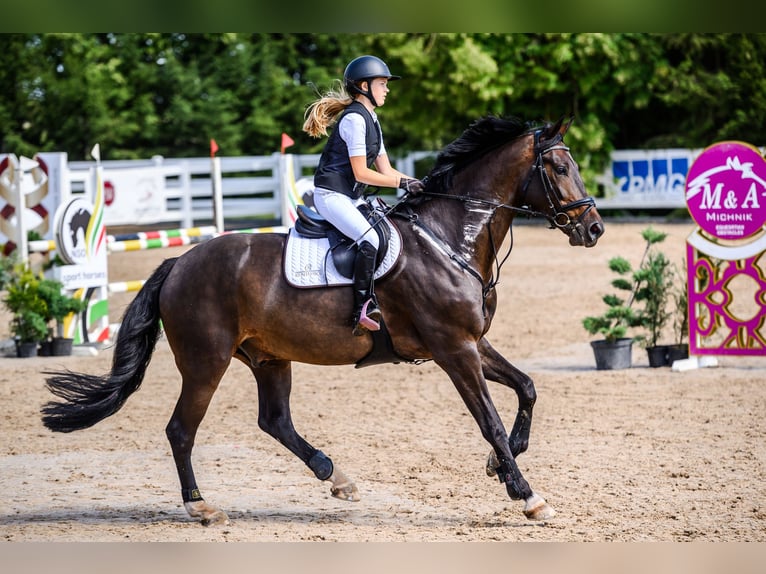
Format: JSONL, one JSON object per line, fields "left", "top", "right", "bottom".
{"left": 344, "top": 55, "right": 401, "bottom": 107}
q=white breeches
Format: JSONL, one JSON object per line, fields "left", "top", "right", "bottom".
{"left": 312, "top": 188, "right": 380, "bottom": 250}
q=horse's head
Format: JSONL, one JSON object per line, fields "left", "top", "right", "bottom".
{"left": 520, "top": 117, "right": 604, "bottom": 247}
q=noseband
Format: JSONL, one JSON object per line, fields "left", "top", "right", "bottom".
{"left": 518, "top": 130, "right": 596, "bottom": 235}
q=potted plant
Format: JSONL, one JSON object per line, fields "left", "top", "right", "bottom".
{"left": 3, "top": 263, "right": 49, "bottom": 357}
{"left": 668, "top": 266, "right": 690, "bottom": 363}
{"left": 633, "top": 231, "right": 676, "bottom": 367}
{"left": 582, "top": 227, "right": 668, "bottom": 370}
{"left": 37, "top": 277, "right": 87, "bottom": 356}
{"left": 582, "top": 255, "right": 643, "bottom": 370}
{"left": 633, "top": 237, "right": 692, "bottom": 367}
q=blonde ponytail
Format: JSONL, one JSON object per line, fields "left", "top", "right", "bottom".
{"left": 303, "top": 81, "right": 354, "bottom": 138}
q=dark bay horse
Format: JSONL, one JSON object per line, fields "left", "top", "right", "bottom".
{"left": 41, "top": 115, "right": 604, "bottom": 526}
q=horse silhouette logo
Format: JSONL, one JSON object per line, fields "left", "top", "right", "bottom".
{"left": 69, "top": 207, "right": 91, "bottom": 248}
{"left": 55, "top": 197, "right": 94, "bottom": 265}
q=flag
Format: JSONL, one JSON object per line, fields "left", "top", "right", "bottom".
{"left": 281, "top": 133, "right": 295, "bottom": 154}
{"left": 210, "top": 138, "right": 219, "bottom": 158}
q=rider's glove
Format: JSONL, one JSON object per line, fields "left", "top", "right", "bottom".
{"left": 398, "top": 177, "right": 425, "bottom": 195}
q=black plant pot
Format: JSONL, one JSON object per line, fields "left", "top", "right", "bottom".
{"left": 51, "top": 337, "right": 74, "bottom": 356}
{"left": 667, "top": 343, "right": 689, "bottom": 364}
{"left": 16, "top": 341, "right": 39, "bottom": 358}
{"left": 590, "top": 338, "right": 633, "bottom": 370}
{"left": 646, "top": 345, "right": 671, "bottom": 368}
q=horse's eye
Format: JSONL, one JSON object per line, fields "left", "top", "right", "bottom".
{"left": 555, "top": 164, "right": 568, "bottom": 176}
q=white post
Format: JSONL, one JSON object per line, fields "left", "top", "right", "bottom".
{"left": 8, "top": 155, "right": 29, "bottom": 263}
{"left": 211, "top": 156, "right": 224, "bottom": 233}
{"left": 179, "top": 160, "right": 193, "bottom": 229}
{"left": 209, "top": 139, "right": 224, "bottom": 234}
{"left": 279, "top": 153, "right": 302, "bottom": 227}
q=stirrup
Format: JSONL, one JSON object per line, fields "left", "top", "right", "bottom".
{"left": 353, "top": 299, "right": 381, "bottom": 335}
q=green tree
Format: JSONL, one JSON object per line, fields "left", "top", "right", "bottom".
{"left": 2, "top": 33, "right": 765, "bottom": 172}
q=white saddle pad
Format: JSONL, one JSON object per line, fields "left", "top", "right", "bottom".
{"left": 284, "top": 217, "right": 402, "bottom": 288}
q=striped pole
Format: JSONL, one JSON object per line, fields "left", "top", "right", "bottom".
{"left": 107, "top": 234, "right": 205, "bottom": 253}
{"left": 108, "top": 279, "right": 146, "bottom": 293}
{"left": 106, "top": 225, "right": 287, "bottom": 253}
{"left": 107, "top": 225, "right": 218, "bottom": 243}
{"left": 28, "top": 239, "right": 57, "bottom": 253}
{"left": 29, "top": 225, "right": 287, "bottom": 254}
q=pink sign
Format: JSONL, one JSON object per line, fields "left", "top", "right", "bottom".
{"left": 685, "top": 141, "right": 766, "bottom": 239}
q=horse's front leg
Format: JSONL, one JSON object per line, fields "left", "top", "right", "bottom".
{"left": 434, "top": 343, "right": 554, "bottom": 521}
{"left": 478, "top": 337, "right": 536, "bottom": 458}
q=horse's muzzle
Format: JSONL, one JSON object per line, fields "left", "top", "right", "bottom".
{"left": 569, "top": 219, "right": 605, "bottom": 247}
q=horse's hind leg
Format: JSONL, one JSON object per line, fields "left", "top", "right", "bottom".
{"left": 253, "top": 360, "right": 360, "bottom": 502}
{"left": 165, "top": 358, "right": 231, "bottom": 526}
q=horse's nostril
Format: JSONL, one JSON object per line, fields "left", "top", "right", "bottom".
{"left": 590, "top": 221, "right": 604, "bottom": 238}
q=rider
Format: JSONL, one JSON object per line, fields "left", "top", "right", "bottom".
{"left": 303, "top": 55, "right": 424, "bottom": 336}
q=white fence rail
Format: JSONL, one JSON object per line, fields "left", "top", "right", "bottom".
{"left": 66, "top": 153, "right": 321, "bottom": 229}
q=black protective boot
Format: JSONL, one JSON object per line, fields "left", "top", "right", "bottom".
{"left": 352, "top": 241, "right": 382, "bottom": 336}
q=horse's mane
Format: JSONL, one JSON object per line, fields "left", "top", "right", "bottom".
{"left": 425, "top": 115, "right": 537, "bottom": 192}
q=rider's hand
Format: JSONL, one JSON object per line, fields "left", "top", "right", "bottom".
{"left": 399, "top": 177, "right": 425, "bottom": 195}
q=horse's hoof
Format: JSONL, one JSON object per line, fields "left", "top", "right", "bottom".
{"left": 328, "top": 469, "right": 361, "bottom": 502}
{"left": 331, "top": 482, "right": 360, "bottom": 502}
{"left": 184, "top": 500, "right": 231, "bottom": 526}
{"left": 486, "top": 450, "right": 499, "bottom": 477}
{"left": 523, "top": 492, "right": 556, "bottom": 521}
{"left": 200, "top": 509, "right": 231, "bottom": 526}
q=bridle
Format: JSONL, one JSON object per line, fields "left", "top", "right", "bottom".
{"left": 517, "top": 129, "right": 596, "bottom": 236}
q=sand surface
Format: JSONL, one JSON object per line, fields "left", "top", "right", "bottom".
{"left": 1, "top": 221, "right": 764, "bottom": 543}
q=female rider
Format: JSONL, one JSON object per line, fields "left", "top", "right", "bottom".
{"left": 303, "top": 55, "right": 424, "bottom": 335}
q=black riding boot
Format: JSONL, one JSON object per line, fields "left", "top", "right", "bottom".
{"left": 352, "top": 240, "right": 382, "bottom": 336}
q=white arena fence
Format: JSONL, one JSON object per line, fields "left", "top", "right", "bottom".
{"left": 1, "top": 146, "right": 703, "bottom": 344}
{"left": 3, "top": 146, "right": 701, "bottom": 256}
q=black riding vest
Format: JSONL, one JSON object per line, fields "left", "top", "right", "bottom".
{"left": 313, "top": 101, "right": 381, "bottom": 199}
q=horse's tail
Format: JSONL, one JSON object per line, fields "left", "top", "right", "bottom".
{"left": 41, "top": 257, "right": 179, "bottom": 433}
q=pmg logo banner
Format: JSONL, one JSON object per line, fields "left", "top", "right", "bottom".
{"left": 610, "top": 149, "right": 696, "bottom": 205}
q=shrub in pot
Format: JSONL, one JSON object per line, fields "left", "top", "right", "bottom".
{"left": 11, "top": 309, "right": 48, "bottom": 356}
{"left": 37, "top": 277, "right": 87, "bottom": 356}
{"left": 633, "top": 229, "right": 675, "bottom": 367}
{"left": 582, "top": 227, "right": 670, "bottom": 370}
{"left": 3, "top": 263, "right": 49, "bottom": 357}
{"left": 632, "top": 232, "right": 692, "bottom": 367}
{"left": 582, "top": 256, "right": 643, "bottom": 370}
{"left": 668, "top": 267, "right": 690, "bottom": 363}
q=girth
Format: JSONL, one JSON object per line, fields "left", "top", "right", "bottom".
{"left": 294, "top": 203, "right": 390, "bottom": 278}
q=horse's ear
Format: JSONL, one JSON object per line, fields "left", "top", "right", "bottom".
{"left": 560, "top": 114, "right": 574, "bottom": 136}
{"left": 540, "top": 115, "right": 570, "bottom": 144}
{"left": 547, "top": 116, "right": 564, "bottom": 138}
